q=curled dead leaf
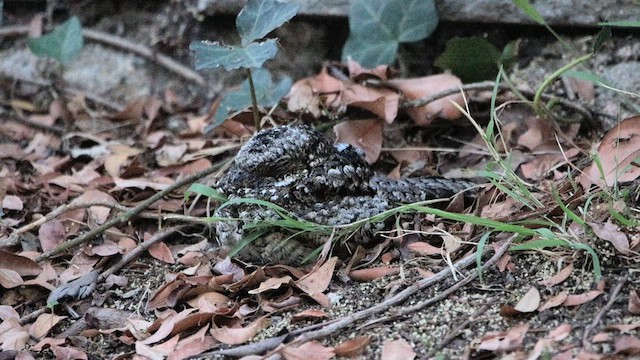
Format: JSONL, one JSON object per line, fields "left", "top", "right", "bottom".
{"left": 333, "top": 119, "right": 383, "bottom": 164}
{"left": 514, "top": 287, "right": 541, "bottom": 313}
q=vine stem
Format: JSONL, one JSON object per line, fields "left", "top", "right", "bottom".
{"left": 533, "top": 53, "right": 592, "bottom": 112}
{"left": 246, "top": 68, "right": 261, "bottom": 131}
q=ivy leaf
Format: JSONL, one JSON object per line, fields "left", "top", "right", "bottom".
{"left": 435, "top": 37, "right": 502, "bottom": 83}
{"left": 342, "top": 36, "right": 398, "bottom": 68}
{"left": 189, "top": 39, "right": 278, "bottom": 71}
{"left": 237, "top": 0, "right": 299, "bottom": 46}
{"left": 27, "top": 16, "right": 83, "bottom": 64}
{"left": 205, "top": 69, "right": 292, "bottom": 133}
{"left": 342, "top": 0, "right": 437, "bottom": 67}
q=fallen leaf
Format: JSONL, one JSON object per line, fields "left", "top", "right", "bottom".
{"left": 514, "top": 287, "right": 540, "bottom": 313}
{"left": 210, "top": 318, "right": 270, "bottom": 345}
{"left": 333, "top": 119, "right": 383, "bottom": 164}
{"left": 148, "top": 242, "right": 175, "bottom": 264}
{"left": 29, "top": 313, "right": 66, "bottom": 340}
{"left": 342, "top": 83, "right": 400, "bottom": 123}
{"left": 478, "top": 324, "right": 529, "bottom": 352}
{"left": 538, "top": 291, "right": 568, "bottom": 311}
{"left": 538, "top": 263, "right": 573, "bottom": 287}
{"left": 2, "top": 195, "right": 23, "bottom": 211}
{"left": 280, "top": 340, "right": 335, "bottom": 360}
{"left": 38, "top": 220, "right": 66, "bottom": 252}
{"left": 580, "top": 115, "right": 640, "bottom": 188}
{"left": 0, "top": 250, "right": 42, "bottom": 277}
{"left": 615, "top": 335, "right": 640, "bottom": 355}
{"left": 381, "top": 339, "right": 416, "bottom": 360}
{"left": 295, "top": 257, "right": 337, "bottom": 296}
{"left": 389, "top": 74, "right": 463, "bottom": 126}
{"left": 0, "top": 268, "right": 23, "bottom": 288}
{"left": 562, "top": 290, "right": 603, "bottom": 306}
{"left": 249, "top": 276, "right": 292, "bottom": 294}
{"left": 291, "top": 309, "right": 328, "bottom": 323}
{"left": 588, "top": 221, "right": 630, "bottom": 254}
{"left": 335, "top": 336, "right": 370, "bottom": 357}
{"left": 50, "top": 345, "right": 88, "bottom": 360}
{"left": 629, "top": 290, "right": 640, "bottom": 315}
{"left": 348, "top": 266, "right": 400, "bottom": 282}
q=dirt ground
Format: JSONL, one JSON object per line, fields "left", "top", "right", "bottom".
{"left": 1, "top": 1, "right": 640, "bottom": 359}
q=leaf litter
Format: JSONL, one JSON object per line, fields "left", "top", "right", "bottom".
{"left": 0, "top": 25, "right": 640, "bottom": 360}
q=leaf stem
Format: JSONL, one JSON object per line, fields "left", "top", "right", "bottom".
{"left": 533, "top": 53, "right": 592, "bottom": 113}
{"left": 246, "top": 68, "right": 261, "bottom": 131}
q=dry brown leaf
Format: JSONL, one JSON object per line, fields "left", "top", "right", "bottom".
{"left": 70, "top": 190, "right": 116, "bottom": 225}
{"left": 334, "top": 336, "right": 370, "bottom": 357}
{"left": 580, "top": 115, "right": 640, "bottom": 188}
{"left": 348, "top": 266, "right": 400, "bottom": 282}
{"left": 29, "top": 313, "right": 67, "bottom": 340}
{"left": 342, "top": 83, "right": 400, "bottom": 123}
{"left": 538, "top": 263, "right": 574, "bottom": 288}
{"left": 614, "top": 335, "right": 640, "bottom": 355}
{"left": 588, "top": 221, "right": 630, "bottom": 254}
{"left": 210, "top": 318, "right": 270, "bottom": 345}
{"left": 0, "top": 268, "right": 24, "bottom": 288}
{"left": 148, "top": 242, "right": 175, "bottom": 264}
{"left": 333, "top": 119, "right": 383, "bottom": 164}
{"left": 629, "top": 290, "right": 640, "bottom": 315}
{"left": 0, "top": 250, "right": 42, "bottom": 277}
{"left": 406, "top": 241, "right": 443, "bottom": 256}
{"left": 514, "top": 287, "right": 540, "bottom": 313}
{"left": 291, "top": 309, "right": 328, "bottom": 322}
{"left": 50, "top": 345, "right": 88, "bottom": 360}
{"left": 562, "top": 290, "right": 603, "bottom": 306}
{"left": 280, "top": 340, "right": 335, "bottom": 360}
{"left": 478, "top": 324, "right": 529, "bottom": 352}
{"left": 381, "top": 339, "right": 416, "bottom": 360}
{"left": 592, "top": 332, "right": 612, "bottom": 343}
{"left": 2, "top": 195, "right": 23, "bottom": 211}
{"left": 249, "top": 276, "right": 293, "bottom": 294}
{"left": 295, "top": 257, "right": 337, "bottom": 296}
{"left": 38, "top": 220, "right": 66, "bottom": 252}
{"left": 388, "top": 74, "right": 463, "bottom": 126}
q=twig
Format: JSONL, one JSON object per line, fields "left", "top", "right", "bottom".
{"left": 99, "top": 225, "right": 191, "bottom": 280}
{"left": 402, "top": 81, "right": 594, "bottom": 123}
{"left": 0, "top": 25, "right": 205, "bottom": 87}
{"left": 199, "top": 235, "right": 515, "bottom": 358}
{"left": 34, "top": 162, "right": 225, "bottom": 262}
{"left": 582, "top": 273, "right": 629, "bottom": 348}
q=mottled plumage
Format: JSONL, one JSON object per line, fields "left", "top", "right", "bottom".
{"left": 215, "top": 125, "right": 475, "bottom": 264}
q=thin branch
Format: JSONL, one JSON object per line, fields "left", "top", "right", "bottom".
{"left": 582, "top": 273, "right": 629, "bottom": 348}
{"left": 0, "top": 25, "right": 205, "bottom": 87}
{"left": 402, "top": 81, "right": 594, "bottom": 123}
{"left": 34, "top": 162, "right": 225, "bottom": 263}
{"left": 199, "top": 235, "right": 515, "bottom": 358}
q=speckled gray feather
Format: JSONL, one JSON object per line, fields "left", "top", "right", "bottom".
{"left": 215, "top": 125, "right": 476, "bottom": 264}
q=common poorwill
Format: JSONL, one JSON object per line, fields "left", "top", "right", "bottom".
{"left": 215, "top": 125, "right": 476, "bottom": 264}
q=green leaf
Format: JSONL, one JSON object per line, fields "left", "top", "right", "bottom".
{"left": 597, "top": 20, "right": 640, "bottom": 27}
{"left": 563, "top": 70, "right": 611, "bottom": 87}
{"left": 205, "top": 68, "right": 291, "bottom": 132}
{"left": 435, "top": 37, "right": 501, "bottom": 83}
{"left": 27, "top": 16, "right": 83, "bottom": 64}
{"left": 342, "top": 35, "right": 398, "bottom": 68}
{"left": 237, "top": 0, "right": 299, "bottom": 46}
{"left": 512, "top": 0, "right": 545, "bottom": 25}
{"left": 189, "top": 39, "right": 278, "bottom": 71}
{"left": 341, "top": 0, "right": 438, "bottom": 67}
{"left": 593, "top": 26, "right": 611, "bottom": 52}
{"left": 185, "top": 183, "right": 227, "bottom": 202}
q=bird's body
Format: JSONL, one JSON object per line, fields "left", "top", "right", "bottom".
{"left": 215, "top": 125, "right": 475, "bottom": 264}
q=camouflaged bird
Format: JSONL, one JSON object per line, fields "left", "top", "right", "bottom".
{"left": 214, "top": 125, "right": 476, "bottom": 264}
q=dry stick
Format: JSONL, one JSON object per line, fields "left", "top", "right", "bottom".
{"left": 34, "top": 163, "right": 223, "bottom": 263}
{"left": 99, "top": 225, "right": 192, "bottom": 281}
{"left": 582, "top": 273, "right": 629, "bottom": 348}
{"left": 203, "top": 236, "right": 515, "bottom": 358}
{"left": 0, "top": 25, "right": 205, "bottom": 87}
{"left": 402, "top": 81, "right": 594, "bottom": 123}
